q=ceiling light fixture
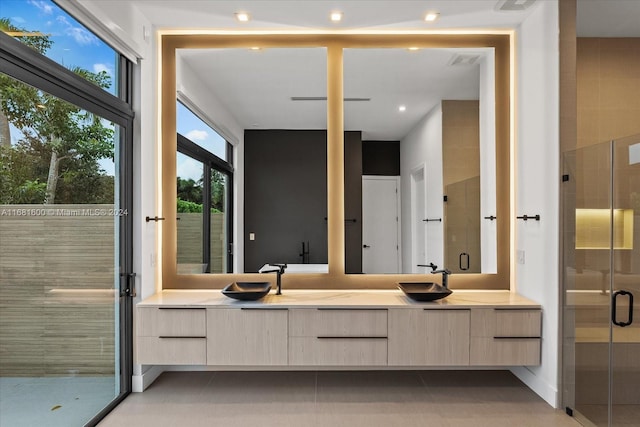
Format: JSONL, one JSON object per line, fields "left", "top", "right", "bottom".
{"left": 496, "top": 0, "right": 537, "bottom": 12}
{"left": 407, "top": 47, "right": 420, "bottom": 51}
{"left": 424, "top": 12, "right": 440, "bottom": 22}
{"left": 235, "top": 12, "right": 251, "bottom": 22}
{"left": 330, "top": 11, "right": 343, "bottom": 22}
{"left": 398, "top": 105, "right": 407, "bottom": 112}
{"left": 249, "top": 47, "right": 262, "bottom": 51}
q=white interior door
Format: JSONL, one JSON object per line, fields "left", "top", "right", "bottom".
{"left": 362, "top": 176, "right": 400, "bottom": 273}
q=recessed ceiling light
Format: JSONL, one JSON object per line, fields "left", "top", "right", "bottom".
{"left": 424, "top": 12, "right": 440, "bottom": 22}
{"left": 235, "top": 12, "right": 251, "bottom": 22}
{"left": 407, "top": 47, "right": 420, "bottom": 51}
{"left": 249, "top": 47, "right": 262, "bottom": 51}
{"left": 398, "top": 105, "right": 407, "bottom": 112}
{"left": 330, "top": 11, "right": 343, "bottom": 22}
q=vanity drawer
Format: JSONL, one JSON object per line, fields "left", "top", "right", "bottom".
{"left": 289, "top": 308, "right": 387, "bottom": 337}
{"left": 289, "top": 337, "right": 387, "bottom": 366}
{"left": 138, "top": 307, "right": 206, "bottom": 337}
{"left": 137, "top": 337, "right": 206, "bottom": 365}
{"left": 470, "top": 337, "right": 541, "bottom": 366}
{"left": 495, "top": 309, "right": 541, "bottom": 338}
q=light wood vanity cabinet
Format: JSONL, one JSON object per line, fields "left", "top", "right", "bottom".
{"left": 206, "top": 308, "right": 288, "bottom": 365}
{"left": 288, "top": 309, "right": 388, "bottom": 366}
{"left": 470, "top": 308, "right": 542, "bottom": 365}
{"left": 388, "top": 309, "right": 470, "bottom": 366}
{"left": 136, "top": 292, "right": 541, "bottom": 368}
{"left": 137, "top": 308, "right": 207, "bottom": 365}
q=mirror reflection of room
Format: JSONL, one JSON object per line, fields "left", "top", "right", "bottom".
{"left": 175, "top": 47, "right": 328, "bottom": 274}
{"left": 343, "top": 48, "right": 497, "bottom": 274}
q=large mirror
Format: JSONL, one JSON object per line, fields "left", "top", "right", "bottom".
{"left": 343, "top": 48, "right": 497, "bottom": 274}
{"left": 162, "top": 34, "right": 511, "bottom": 289}
{"left": 175, "top": 47, "right": 328, "bottom": 274}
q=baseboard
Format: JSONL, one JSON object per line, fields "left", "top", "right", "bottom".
{"left": 511, "top": 366, "right": 559, "bottom": 408}
{"left": 132, "top": 365, "right": 164, "bottom": 392}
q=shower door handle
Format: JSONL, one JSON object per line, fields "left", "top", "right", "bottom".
{"left": 459, "top": 252, "right": 469, "bottom": 271}
{"left": 612, "top": 290, "right": 633, "bottom": 327}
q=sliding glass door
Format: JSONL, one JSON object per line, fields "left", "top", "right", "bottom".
{"left": 0, "top": 20, "right": 133, "bottom": 425}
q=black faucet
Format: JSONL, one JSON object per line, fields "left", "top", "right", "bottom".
{"left": 428, "top": 263, "right": 452, "bottom": 289}
{"left": 260, "top": 263, "right": 287, "bottom": 295}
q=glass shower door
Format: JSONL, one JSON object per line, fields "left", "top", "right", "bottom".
{"left": 611, "top": 135, "right": 640, "bottom": 426}
{"left": 563, "top": 135, "right": 640, "bottom": 427}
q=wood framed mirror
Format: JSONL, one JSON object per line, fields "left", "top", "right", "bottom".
{"left": 160, "top": 33, "right": 511, "bottom": 289}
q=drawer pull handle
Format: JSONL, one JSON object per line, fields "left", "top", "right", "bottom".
{"left": 316, "top": 308, "right": 387, "bottom": 311}
{"left": 158, "top": 307, "right": 206, "bottom": 310}
{"left": 493, "top": 336, "right": 541, "bottom": 340}
{"left": 158, "top": 336, "right": 206, "bottom": 339}
{"left": 316, "top": 336, "right": 387, "bottom": 339}
{"left": 240, "top": 307, "right": 288, "bottom": 311}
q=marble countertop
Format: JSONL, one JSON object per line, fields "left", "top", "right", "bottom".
{"left": 138, "top": 289, "right": 540, "bottom": 309}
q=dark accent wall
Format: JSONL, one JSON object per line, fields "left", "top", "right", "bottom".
{"left": 244, "top": 130, "right": 327, "bottom": 272}
{"left": 344, "top": 131, "right": 363, "bottom": 274}
{"left": 362, "top": 141, "right": 400, "bottom": 176}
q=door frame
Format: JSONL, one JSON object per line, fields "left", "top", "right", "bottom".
{"left": 410, "top": 163, "right": 427, "bottom": 274}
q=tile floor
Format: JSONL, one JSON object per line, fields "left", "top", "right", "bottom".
{"left": 99, "top": 371, "right": 582, "bottom": 427}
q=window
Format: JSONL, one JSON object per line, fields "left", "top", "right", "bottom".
{"left": 176, "top": 101, "right": 234, "bottom": 273}
{"left": 1, "top": 0, "right": 119, "bottom": 96}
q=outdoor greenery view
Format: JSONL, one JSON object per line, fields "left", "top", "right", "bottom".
{"left": 0, "top": 18, "right": 115, "bottom": 205}
{"left": 177, "top": 172, "right": 226, "bottom": 213}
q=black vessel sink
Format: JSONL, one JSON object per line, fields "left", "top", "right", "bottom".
{"left": 398, "top": 282, "right": 453, "bottom": 302}
{"left": 222, "top": 282, "right": 272, "bottom": 301}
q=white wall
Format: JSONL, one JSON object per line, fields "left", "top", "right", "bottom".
{"left": 479, "top": 51, "right": 497, "bottom": 274}
{"left": 400, "top": 104, "right": 444, "bottom": 272}
{"left": 511, "top": 0, "right": 561, "bottom": 408}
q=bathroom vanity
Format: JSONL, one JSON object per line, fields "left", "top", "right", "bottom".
{"left": 137, "top": 290, "right": 541, "bottom": 368}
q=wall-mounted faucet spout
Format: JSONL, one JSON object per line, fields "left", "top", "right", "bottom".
{"left": 259, "top": 263, "right": 287, "bottom": 295}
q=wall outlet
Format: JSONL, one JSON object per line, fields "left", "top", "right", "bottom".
{"left": 517, "top": 250, "right": 525, "bottom": 265}
{"left": 249, "top": 232, "right": 255, "bottom": 241}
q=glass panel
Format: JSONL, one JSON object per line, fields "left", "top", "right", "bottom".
{"left": 176, "top": 152, "right": 205, "bottom": 273}
{"left": 1, "top": 0, "right": 119, "bottom": 96}
{"left": 611, "top": 134, "right": 640, "bottom": 426}
{"left": 342, "top": 47, "right": 495, "bottom": 274}
{"left": 563, "top": 141, "right": 613, "bottom": 427}
{"left": 0, "top": 73, "right": 121, "bottom": 426}
{"left": 177, "top": 102, "right": 228, "bottom": 160}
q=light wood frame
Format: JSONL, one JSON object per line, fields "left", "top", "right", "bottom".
{"left": 160, "top": 33, "right": 511, "bottom": 290}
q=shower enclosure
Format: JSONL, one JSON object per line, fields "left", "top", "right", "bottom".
{"left": 562, "top": 135, "right": 640, "bottom": 426}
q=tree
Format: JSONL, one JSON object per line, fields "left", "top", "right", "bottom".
{"left": 0, "top": 18, "right": 114, "bottom": 204}
{"left": 0, "top": 18, "right": 51, "bottom": 148}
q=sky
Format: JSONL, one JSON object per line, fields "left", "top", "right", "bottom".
{"left": 1, "top": 0, "right": 228, "bottom": 182}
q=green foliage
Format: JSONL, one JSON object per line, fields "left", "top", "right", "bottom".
{"left": 0, "top": 18, "right": 115, "bottom": 204}
{"left": 177, "top": 198, "right": 203, "bottom": 213}
{"left": 0, "top": 18, "right": 52, "bottom": 54}
{"left": 177, "top": 177, "right": 202, "bottom": 204}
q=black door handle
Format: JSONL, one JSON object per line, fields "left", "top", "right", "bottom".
{"left": 612, "top": 290, "right": 634, "bottom": 327}
{"left": 363, "top": 244, "right": 370, "bottom": 248}
{"left": 459, "top": 252, "right": 469, "bottom": 271}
